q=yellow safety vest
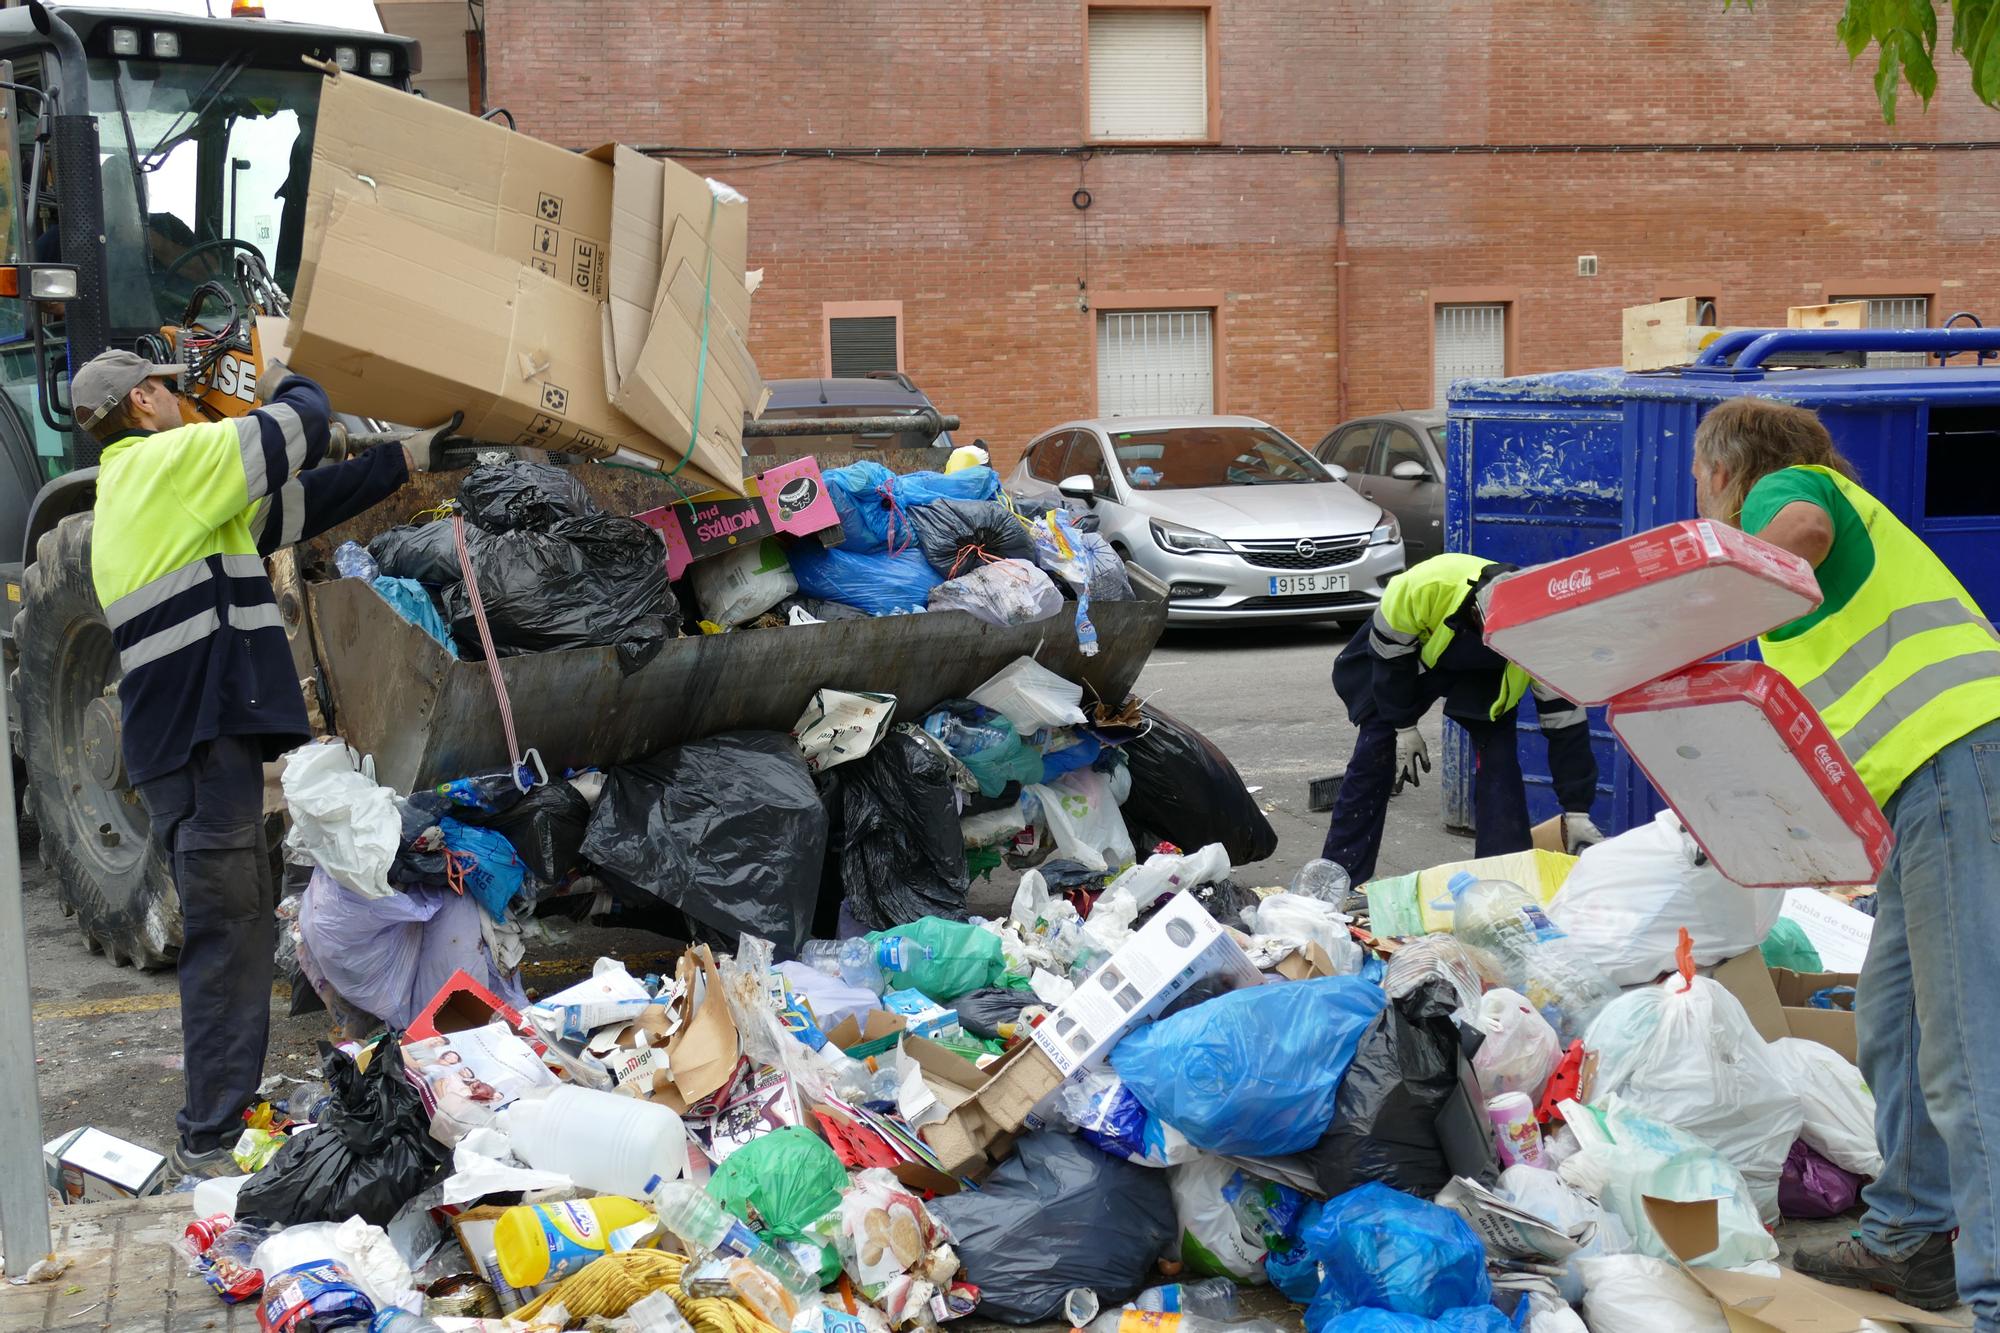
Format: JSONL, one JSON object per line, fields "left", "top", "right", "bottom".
{"left": 1374, "top": 553, "right": 1534, "bottom": 721}
{"left": 1757, "top": 465, "right": 2000, "bottom": 807}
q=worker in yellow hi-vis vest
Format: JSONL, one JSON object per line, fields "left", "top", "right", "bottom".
{"left": 1693, "top": 396, "right": 2000, "bottom": 1324}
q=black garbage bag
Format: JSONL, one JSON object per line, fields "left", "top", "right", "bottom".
{"left": 368, "top": 519, "right": 461, "bottom": 586}
{"left": 955, "top": 987, "right": 1034, "bottom": 1039}
{"left": 457, "top": 461, "right": 600, "bottom": 532}
{"left": 1228, "top": 979, "right": 1499, "bottom": 1199}
{"left": 1131, "top": 875, "right": 1260, "bottom": 931}
{"left": 906, "top": 499, "right": 1037, "bottom": 577}
{"left": 580, "top": 731, "right": 825, "bottom": 955}
{"left": 830, "top": 731, "right": 969, "bottom": 931}
{"left": 388, "top": 797, "right": 449, "bottom": 890}
{"left": 236, "top": 1038, "right": 448, "bottom": 1225}
{"left": 930, "top": 1131, "right": 1176, "bottom": 1324}
{"left": 444, "top": 513, "right": 675, "bottom": 673}
{"left": 1120, "top": 704, "right": 1277, "bottom": 864}
{"left": 461, "top": 782, "right": 591, "bottom": 886}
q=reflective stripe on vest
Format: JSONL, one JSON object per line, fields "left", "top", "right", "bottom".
{"left": 105, "top": 552, "right": 277, "bottom": 674}
{"left": 1378, "top": 554, "right": 1533, "bottom": 720}
{"left": 1758, "top": 465, "right": 2000, "bottom": 806}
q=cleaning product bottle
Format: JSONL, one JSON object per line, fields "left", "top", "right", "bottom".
{"left": 1443, "top": 872, "right": 1616, "bottom": 1042}
{"left": 492, "top": 1196, "right": 657, "bottom": 1288}
{"left": 496, "top": 1086, "right": 689, "bottom": 1198}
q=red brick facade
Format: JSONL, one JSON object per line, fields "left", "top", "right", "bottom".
{"left": 482, "top": 1, "right": 2000, "bottom": 468}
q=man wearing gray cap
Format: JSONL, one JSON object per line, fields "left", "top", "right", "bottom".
{"left": 75, "top": 347, "right": 448, "bottom": 1176}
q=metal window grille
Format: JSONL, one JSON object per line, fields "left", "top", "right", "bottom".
{"left": 1832, "top": 295, "right": 1931, "bottom": 369}
{"left": 1434, "top": 303, "right": 1507, "bottom": 407}
{"left": 1096, "top": 309, "right": 1215, "bottom": 417}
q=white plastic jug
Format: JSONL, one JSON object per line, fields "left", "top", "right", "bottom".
{"left": 498, "top": 1085, "right": 689, "bottom": 1198}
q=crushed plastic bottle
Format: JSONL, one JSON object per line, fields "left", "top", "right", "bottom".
{"left": 1082, "top": 1312, "right": 1280, "bottom": 1333}
{"left": 1126, "top": 1279, "right": 1239, "bottom": 1319}
{"left": 796, "top": 937, "right": 934, "bottom": 995}
{"left": 1288, "top": 858, "right": 1352, "bottom": 905}
{"left": 1444, "top": 872, "right": 1617, "bottom": 1043}
{"left": 648, "top": 1179, "right": 818, "bottom": 1299}
{"left": 334, "top": 541, "right": 380, "bottom": 580}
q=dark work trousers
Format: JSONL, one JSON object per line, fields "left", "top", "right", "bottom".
{"left": 136, "top": 735, "right": 274, "bottom": 1153}
{"left": 1320, "top": 712, "right": 1531, "bottom": 884}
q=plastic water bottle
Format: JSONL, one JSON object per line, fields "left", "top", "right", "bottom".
{"left": 374, "top": 1310, "right": 450, "bottom": 1333}
{"left": 1444, "top": 872, "right": 1616, "bottom": 1043}
{"left": 1289, "top": 858, "right": 1352, "bottom": 904}
{"left": 649, "top": 1180, "right": 818, "bottom": 1298}
{"left": 1126, "top": 1279, "right": 1240, "bottom": 1319}
{"left": 334, "top": 541, "right": 379, "bottom": 580}
{"left": 797, "top": 937, "right": 932, "bottom": 994}
{"left": 1083, "top": 1313, "right": 1279, "bottom": 1333}
{"left": 496, "top": 1086, "right": 689, "bottom": 1198}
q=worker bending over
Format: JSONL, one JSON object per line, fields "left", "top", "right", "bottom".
{"left": 1320, "top": 553, "right": 1601, "bottom": 882}
{"left": 74, "top": 348, "right": 450, "bottom": 1177}
{"left": 1694, "top": 397, "right": 2000, "bottom": 1325}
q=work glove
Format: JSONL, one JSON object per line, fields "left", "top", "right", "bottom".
{"left": 399, "top": 411, "right": 467, "bottom": 472}
{"left": 258, "top": 356, "right": 296, "bottom": 402}
{"left": 1563, "top": 812, "right": 1606, "bottom": 854}
{"left": 1392, "top": 726, "right": 1430, "bottom": 795}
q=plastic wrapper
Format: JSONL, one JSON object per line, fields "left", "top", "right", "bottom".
{"left": 180, "top": 1215, "right": 281, "bottom": 1303}
{"left": 1465, "top": 989, "right": 1561, "bottom": 1099}
{"left": 1120, "top": 704, "right": 1277, "bottom": 865}
{"left": 1057, "top": 1068, "right": 1196, "bottom": 1168}
{"left": 443, "top": 514, "right": 675, "bottom": 674}
{"left": 811, "top": 1169, "right": 949, "bottom": 1298}
{"left": 457, "top": 461, "right": 599, "bottom": 532}
{"left": 1112, "top": 977, "right": 1385, "bottom": 1157}
{"left": 909, "top": 498, "right": 1037, "bottom": 576}
{"left": 368, "top": 519, "right": 460, "bottom": 586}
{"left": 928, "top": 559, "right": 1064, "bottom": 627}
{"left": 929, "top": 1131, "right": 1176, "bottom": 1324}
{"left": 787, "top": 541, "right": 941, "bottom": 617}
{"left": 1300, "top": 1182, "right": 1491, "bottom": 1323}
{"left": 237, "top": 1039, "right": 451, "bottom": 1227}
{"left": 829, "top": 733, "right": 971, "bottom": 931}
{"left": 1763, "top": 1036, "right": 1881, "bottom": 1176}
{"left": 581, "top": 732, "right": 826, "bottom": 956}
{"left": 256, "top": 1258, "right": 374, "bottom": 1333}
{"left": 1778, "top": 1140, "right": 1865, "bottom": 1219}
{"left": 458, "top": 782, "right": 591, "bottom": 887}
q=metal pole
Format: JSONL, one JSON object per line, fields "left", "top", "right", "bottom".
{"left": 0, "top": 659, "right": 50, "bottom": 1276}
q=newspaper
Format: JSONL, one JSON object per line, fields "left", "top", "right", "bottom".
{"left": 1435, "top": 1176, "right": 1591, "bottom": 1262}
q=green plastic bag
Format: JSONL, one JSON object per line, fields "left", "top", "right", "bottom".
{"left": 706, "top": 1126, "right": 849, "bottom": 1283}
{"left": 867, "top": 917, "right": 1013, "bottom": 999}
{"left": 1759, "top": 918, "right": 1824, "bottom": 973}
{"left": 960, "top": 719, "right": 1044, "bottom": 797}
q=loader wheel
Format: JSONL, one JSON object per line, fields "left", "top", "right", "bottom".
{"left": 18, "top": 513, "right": 179, "bottom": 968}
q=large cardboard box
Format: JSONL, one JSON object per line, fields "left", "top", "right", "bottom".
{"left": 1715, "top": 951, "right": 1861, "bottom": 1065}
{"left": 1482, "top": 520, "right": 1821, "bottom": 706}
{"left": 1608, "top": 662, "right": 1894, "bottom": 887}
{"left": 1030, "top": 892, "right": 1263, "bottom": 1079}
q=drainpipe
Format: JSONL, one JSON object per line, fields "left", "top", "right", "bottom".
{"left": 1335, "top": 152, "right": 1350, "bottom": 424}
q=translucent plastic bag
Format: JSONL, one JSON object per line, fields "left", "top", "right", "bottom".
{"left": 786, "top": 541, "right": 940, "bottom": 616}
{"left": 1301, "top": 1182, "right": 1491, "bottom": 1322}
{"left": 1465, "top": 989, "right": 1561, "bottom": 1099}
{"left": 1254, "top": 893, "right": 1364, "bottom": 976}
{"left": 297, "top": 868, "right": 523, "bottom": 1031}
{"left": 1763, "top": 1036, "right": 1881, "bottom": 1177}
{"left": 1584, "top": 969, "right": 1801, "bottom": 1223}
{"left": 691, "top": 538, "right": 796, "bottom": 626}
{"left": 282, "top": 740, "right": 401, "bottom": 899}
{"left": 1576, "top": 1255, "right": 1728, "bottom": 1333}
{"left": 1112, "top": 977, "right": 1386, "bottom": 1156}
{"left": 1170, "top": 1155, "right": 1271, "bottom": 1282}
{"left": 928, "top": 559, "right": 1064, "bottom": 627}
{"left": 1562, "top": 1103, "right": 1778, "bottom": 1268}
{"left": 969, "top": 656, "right": 1087, "bottom": 732}
{"left": 1026, "top": 768, "right": 1135, "bottom": 873}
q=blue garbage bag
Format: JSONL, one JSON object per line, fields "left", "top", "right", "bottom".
{"left": 371, "top": 576, "right": 457, "bottom": 656}
{"left": 1301, "top": 1183, "right": 1493, "bottom": 1323}
{"left": 823, "top": 462, "right": 1003, "bottom": 554}
{"left": 1268, "top": 1206, "right": 1325, "bottom": 1303}
{"left": 438, "top": 818, "right": 528, "bottom": 921}
{"left": 1311, "top": 1309, "right": 1513, "bottom": 1333}
{"left": 787, "top": 541, "right": 941, "bottom": 616}
{"left": 1110, "top": 976, "right": 1385, "bottom": 1156}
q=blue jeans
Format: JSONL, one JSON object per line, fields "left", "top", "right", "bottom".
{"left": 1858, "top": 715, "right": 2000, "bottom": 1329}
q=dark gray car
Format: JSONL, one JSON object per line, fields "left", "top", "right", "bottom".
{"left": 1313, "top": 409, "right": 1448, "bottom": 563}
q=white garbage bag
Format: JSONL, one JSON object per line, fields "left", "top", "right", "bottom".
{"left": 1577, "top": 1255, "right": 1728, "bottom": 1333}
{"left": 1764, "top": 1036, "right": 1882, "bottom": 1178}
{"left": 690, "top": 538, "right": 796, "bottom": 626}
{"left": 1584, "top": 974, "right": 1804, "bottom": 1224}
{"left": 1167, "top": 1154, "right": 1268, "bottom": 1282}
{"left": 1547, "top": 810, "right": 1784, "bottom": 986}
{"left": 1466, "top": 988, "right": 1562, "bottom": 1098}
{"left": 969, "top": 655, "right": 1087, "bottom": 732}
{"left": 1252, "top": 892, "right": 1364, "bottom": 975}
{"left": 1026, "top": 768, "right": 1134, "bottom": 872}
{"left": 281, "top": 739, "right": 401, "bottom": 899}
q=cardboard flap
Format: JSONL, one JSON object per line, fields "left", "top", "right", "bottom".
{"left": 654, "top": 947, "right": 739, "bottom": 1112}
{"left": 1642, "top": 1197, "right": 1970, "bottom": 1330}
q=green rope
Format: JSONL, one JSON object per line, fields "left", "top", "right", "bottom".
{"left": 661, "top": 192, "right": 720, "bottom": 486}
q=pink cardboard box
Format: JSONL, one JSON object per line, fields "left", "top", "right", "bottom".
{"left": 635, "top": 455, "right": 841, "bottom": 581}
{"left": 1483, "top": 520, "right": 1822, "bottom": 705}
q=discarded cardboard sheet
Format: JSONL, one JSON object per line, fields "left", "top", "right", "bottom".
{"left": 1436, "top": 1176, "right": 1589, "bottom": 1262}
{"left": 1274, "top": 940, "right": 1343, "bottom": 982}
{"left": 919, "top": 1040, "right": 1066, "bottom": 1180}
{"left": 1712, "top": 952, "right": 1860, "bottom": 1065}
{"left": 1642, "top": 1195, "right": 1968, "bottom": 1331}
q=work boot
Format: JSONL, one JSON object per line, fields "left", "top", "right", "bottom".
{"left": 1791, "top": 1230, "right": 1960, "bottom": 1311}
{"left": 168, "top": 1141, "right": 241, "bottom": 1181}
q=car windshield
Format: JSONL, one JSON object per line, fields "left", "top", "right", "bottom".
{"left": 1110, "top": 425, "right": 1331, "bottom": 490}
{"left": 1429, "top": 425, "right": 1447, "bottom": 448}
{"left": 86, "top": 58, "right": 332, "bottom": 333}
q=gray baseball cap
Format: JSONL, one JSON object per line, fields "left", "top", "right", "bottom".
{"left": 71, "top": 349, "right": 179, "bottom": 429}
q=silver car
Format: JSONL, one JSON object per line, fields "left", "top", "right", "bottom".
{"left": 1008, "top": 415, "right": 1406, "bottom": 625}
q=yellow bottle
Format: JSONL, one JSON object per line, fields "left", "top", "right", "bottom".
{"left": 492, "top": 1196, "right": 656, "bottom": 1287}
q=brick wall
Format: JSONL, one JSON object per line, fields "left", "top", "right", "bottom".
{"left": 482, "top": 0, "right": 2000, "bottom": 468}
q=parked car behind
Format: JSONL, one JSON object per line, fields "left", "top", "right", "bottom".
{"left": 1311, "top": 409, "right": 1447, "bottom": 564}
{"left": 752, "top": 373, "right": 956, "bottom": 459}
{"left": 1008, "top": 415, "right": 1405, "bottom": 625}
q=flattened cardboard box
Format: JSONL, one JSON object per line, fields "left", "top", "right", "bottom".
{"left": 919, "top": 1040, "right": 1064, "bottom": 1179}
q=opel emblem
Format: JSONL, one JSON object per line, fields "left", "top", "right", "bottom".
{"left": 1295, "top": 538, "right": 1319, "bottom": 560}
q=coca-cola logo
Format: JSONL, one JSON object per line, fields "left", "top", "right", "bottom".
{"left": 1547, "top": 570, "right": 1594, "bottom": 599}
{"left": 1812, "top": 743, "right": 1846, "bottom": 784}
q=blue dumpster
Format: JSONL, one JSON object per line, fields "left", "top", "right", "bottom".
{"left": 1442, "top": 328, "right": 2000, "bottom": 837}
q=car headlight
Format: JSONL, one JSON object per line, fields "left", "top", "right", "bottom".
{"left": 1150, "top": 519, "right": 1231, "bottom": 554}
{"left": 1369, "top": 513, "right": 1401, "bottom": 546}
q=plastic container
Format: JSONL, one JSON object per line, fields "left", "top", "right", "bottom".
{"left": 1445, "top": 872, "right": 1616, "bottom": 1042}
{"left": 648, "top": 1180, "right": 818, "bottom": 1297}
{"left": 1487, "top": 1091, "right": 1548, "bottom": 1169}
{"left": 1128, "top": 1279, "right": 1240, "bottom": 1319}
{"left": 497, "top": 1086, "right": 689, "bottom": 1197}
{"left": 335, "top": 542, "right": 380, "bottom": 581}
{"left": 1288, "top": 859, "right": 1352, "bottom": 905}
{"left": 192, "top": 1172, "right": 248, "bottom": 1221}
{"left": 1082, "top": 1313, "right": 1280, "bottom": 1333}
{"left": 492, "top": 1197, "right": 655, "bottom": 1288}
{"left": 796, "top": 937, "right": 935, "bottom": 995}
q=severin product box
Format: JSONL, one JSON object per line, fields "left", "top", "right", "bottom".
{"left": 1031, "top": 892, "right": 1262, "bottom": 1079}
{"left": 1607, "top": 662, "right": 1893, "bottom": 887}
{"left": 1482, "top": 520, "right": 1822, "bottom": 705}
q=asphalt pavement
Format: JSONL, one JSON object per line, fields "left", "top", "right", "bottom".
{"left": 23, "top": 619, "right": 1468, "bottom": 1155}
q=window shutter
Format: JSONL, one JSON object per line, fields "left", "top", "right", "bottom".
{"left": 1433, "top": 303, "right": 1507, "bottom": 407}
{"left": 1088, "top": 8, "right": 1208, "bottom": 141}
{"left": 1097, "top": 310, "right": 1214, "bottom": 416}
{"left": 829, "top": 316, "right": 899, "bottom": 377}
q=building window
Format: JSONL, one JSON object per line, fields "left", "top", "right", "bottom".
{"left": 1833, "top": 293, "right": 1931, "bottom": 368}
{"left": 823, "top": 301, "right": 902, "bottom": 377}
{"left": 1097, "top": 309, "right": 1214, "bottom": 416}
{"left": 1087, "top": 7, "right": 1212, "bottom": 142}
{"left": 1433, "top": 302, "right": 1508, "bottom": 407}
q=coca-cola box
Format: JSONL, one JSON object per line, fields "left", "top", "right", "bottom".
{"left": 635, "top": 455, "right": 843, "bottom": 581}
